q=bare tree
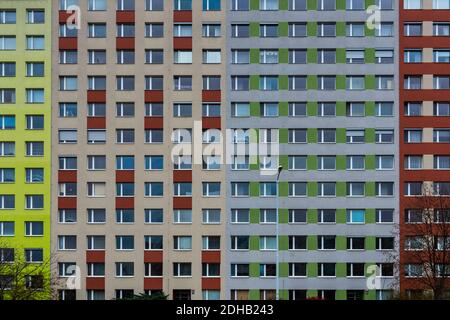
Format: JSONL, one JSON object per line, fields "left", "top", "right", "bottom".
{"left": 399, "top": 185, "right": 450, "bottom": 299}
{"left": 0, "top": 243, "right": 60, "bottom": 300}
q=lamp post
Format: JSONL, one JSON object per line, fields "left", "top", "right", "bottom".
{"left": 276, "top": 165, "right": 283, "bottom": 300}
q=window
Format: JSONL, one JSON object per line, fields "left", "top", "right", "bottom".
{"left": 58, "top": 183, "right": 77, "bottom": 197}
{"left": 318, "top": 156, "right": 336, "bottom": 170}
{"left": 260, "top": 50, "right": 278, "bottom": 64}
{"left": 59, "top": 157, "right": 77, "bottom": 170}
{"left": 87, "top": 209, "right": 105, "bottom": 224}
{"left": 404, "top": 0, "right": 422, "bottom": 8}
{"left": 318, "top": 182, "right": 336, "bottom": 197}
{"left": 0, "top": 168, "right": 14, "bottom": 183}
{"left": 25, "top": 168, "right": 43, "bottom": 183}
{"left": 25, "top": 222, "right": 43, "bottom": 236}
{"left": 203, "top": 24, "right": 221, "bottom": 37}
{"left": 433, "top": 0, "right": 450, "bottom": 8}
{"left": 0, "top": 142, "right": 14, "bottom": 157}
{"left": 376, "top": 102, "right": 394, "bottom": 116}
{"left": 145, "top": 263, "right": 163, "bottom": 277}
{"left": 375, "top": 130, "right": 394, "bottom": 143}
{"left": 145, "top": 23, "right": 164, "bottom": 37}
{"left": 289, "top": 49, "right": 306, "bottom": 64}
{"left": 347, "top": 182, "right": 365, "bottom": 197}
{"left": 289, "top": 129, "right": 307, "bottom": 143}
{"left": 232, "top": 0, "right": 250, "bottom": 10}
{"left": 145, "top": 49, "right": 163, "bottom": 64}
{"left": 231, "top": 264, "right": 249, "bottom": 277}
{"left": 89, "top": 0, "right": 107, "bottom": 10}
{"left": 287, "top": 209, "right": 307, "bottom": 224}
{"left": 347, "top": 209, "right": 365, "bottom": 223}
{"left": 116, "top": 262, "right": 134, "bottom": 277}
{"left": 0, "top": 115, "right": 14, "bottom": 130}
{"left": 288, "top": 155, "right": 306, "bottom": 171}
{"left": 87, "top": 236, "right": 106, "bottom": 250}
{"left": 116, "top": 129, "right": 135, "bottom": 144}
{"left": 202, "top": 209, "right": 220, "bottom": 224}
{"left": 87, "top": 130, "right": 106, "bottom": 144}
{"left": 434, "top": 76, "right": 450, "bottom": 89}
{"left": 231, "top": 209, "right": 249, "bottom": 224}
{"left": 346, "top": 50, "right": 364, "bottom": 64}
{"left": 203, "top": 0, "right": 221, "bottom": 10}
{"left": 231, "top": 236, "right": 249, "bottom": 250}
{"left": 289, "top": 23, "right": 307, "bottom": 37}
{"left": 174, "top": 76, "right": 192, "bottom": 91}
{"left": 145, "top": 182, "right": 164, "bottom": 197}
{"left": 88, "top": 50, "right": 106, "bottom": 64}
{"left": 347, "top": 102, "right": 365, "bottom": 117}
{"left": 318, "top": 209, "right": 336, "bottom": 223}
{"left": 26, "top": 36, "right": 44, "bottom": 50}
{"left": 260, "top": 209, "right": 276, "bottom": 224}
{"left": 60, "top": 50, "right": 77, "bottom": 64}
{"left": 145, "top": 76, "right": 163, "bottom": 90}
{"left": 87, "top": 263, "right": 105, "bottom": 277}
{"left": 58, "top": 235, "right": 77, "bottom": 250}
{"left": 88, "top": 23, "right": 106, "bottom": 38}
{"left": 87, "top": 155, "right": 106, "bottom": 170}
{"left": 260, "top": 0, "right": 279, "bottom": 10}
{"left": 231, "top": 50, "right": 249, "bottom": 64}
{"left": 405, "top": 155, "right": 423, "bottom": 170}
{"left": 376, "top": 209, "right": 394, "bottom": 223}
{"left": 117, "top": 50, "right": 135, "bottom": 64}
{"left": 116, "top": 183, "right": 134, "bottom": 197}
{"left": 434, "top": 23, "right": 450, "bottom": 36}
{"left": 59, "top": 262, "right": 77, "bottom": 277}
{"left": 202, "top": 182, "right": 220, "bottom": 196}
{"left": 231, "top": 76, "right": 249, "bottom": 91}
{"left": 346, "top": 76, "right": 364, "bottom": 90}
{"left": 347, "top": 23, "right": 364, "bottom": 37}
{"left": 260, "top": 264, "right": 276, "bottom": 277}
{"left": 376, "top": 237, "right": 394, "bottom": 250}
{"left": 318, "top": 103, "right": 336, "bottom": 117}
{"left": 260, "top": 182, "right": 277, "bottom": 197}
{"left": 347, "top": 263, "right": 365, "bottom": 277}
{"left": 0, "top": 10, "right": 15, "bottom": 24}
{"left": 203, "top": 76, "right": 221, "bottom": 90}
{"left": 289, "top": 0, "right": 307, "bottom": 10}
{"left": 376, "top": 23, "right": 394, "bottom": 37}
{"left": 146, "top": 0, "right": 163, "bottom": 10}
{"left": 0, "top": 222, "right": 14, "bottom": 236}
{"left": 435, "top": 102, "right": 450, "bottom": 116}
{"left": 58, "top": 130, "right": 77, "bottom": 144}
{"left": 26, "top": 89, "right": 44, "bottom": 103}
{"left": 87, "top": 182, "right": 106, "bottom": 197}
{"left": 145, "top": 129, "right": 164, "bottom": 144}
{"left": 318, "top": 263, "right": 336, "bottom": 277}
{"left": 318, "top": 129, "right": 336, "bottom": 143}
{"left": 435, "top": 155, "right": 450, "bottom": 169}
{"left": 0, "top": 36, "right": 15, "bottom": 50}
{"left": 144, "top": 235, "right": 163, "bottom": 250}
{"left": 60, "top": 24, "right": 77, "bottom": 37}
{"left": 289, "top": 76, "right": 307, "bottom": 90}
{"left": 88, "top": 76, "right": 106, "bottom": 90}
{"left": 116, "top": 236, "right": 134, "bottom": 250}
{"left": 318, "top": 75, "right": 335, "bottom": 90}
{"left": 174, "top": 236, "right": 192, "bottom": 251}
{"left": 289, "top": 235, "right": 307, "bottom": 249}
{"left": 25, "top": 195, "right": 43, "bottom": 209}
{"left": 25, "top": 249, "right": 43, "bottom": 263}
{"left": 26, "top": 142, "right": 44, "bottom": 156}
{"left": 318, "top": 0, "right": 335, "bottom": 10}
{"left": 260, "top": 76, "right": 278, "bottom": 91}
{"left": 231, "top": 24, "right": 249, "bottom": 38}
{"left": 434, "top": 129, "right": 450, "bottom": 142}
{"left": 376, "top": 155, "right": 394, "bottom": 170}
{"left": 347, "top": 237, "right": 365, "bottom": 250}
{"left": 376, "top": 182, "right": 394, "bottom": 196}
{"left": 347, "top": 0, "right": 364, "bottom": 9}
{"left": 173, "top": 263, "right": 192, "bottom": 277}
{"left": 145, "top": 155, "right": 163, "bottom": 171}
{"left": 376, "top": 49, "right": 394, "bottom": 64}
{"left": 144, "top": 209, "right": 163, "bottom": 224}
{"left": 58, "top": 209, "right": 77, "bottom": 224}
{"left": 318, "top": 22, "right": 336, "bottom": 37}
{"left": 231, "top": 182, "right": 249, "bottom": 197}
{"left": 202, "top": 103, "right": 220, "bottom": 117}
{"left": 318, "top": 235, "right": 336, "bottom": 250}
{"left": 0, "top": 62, "right": 15, "bottom": 77}
{"left": 260, "top": 24, "right": 278, "bottom": 37}
{"left": 404, "top": 23, "right": 422, "bottom": 36}
{"left": 174, "top": 50, "right": 192, "bottom": 64}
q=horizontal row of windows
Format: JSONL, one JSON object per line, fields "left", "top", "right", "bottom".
{"left": 56, "top": 22, "right": 395, "bottom": 38}
{"left": 0, "top": 221, "right": 44, "bottom": 237}
{"left": 404, "top": 182, "right": 450, "bottom": 196}
{"left": 57, "top": 0, "right": 395, "bottom": 12}
{"left": 0, "top": 9, "right": 44, "bottom": 24}
{"left": 404, "top": 49, "right": 450, "bottom": 63}
{"left": 55, "top": 154, "right": 395, "bottom": 171}
{"left": 55, "top": 75, "right": 395, "bottom": 91}
{"left": 0, "top": 168, "right": 44, "bottom": 183}
{"left": 0, "top": 62, "right": 44, "bottom": 77}
{"left": 404, "top": 22, "right": 450, "bottom": 36}
{"left": 0, "top": 88, "right": 44, "bottom": 104}
{"left": 56, "top": 208, "right": 395, "bottom": 225}
{"left": 0, "top": 36, "right": 45, "bottom": 50}
{"left": 404, "top": 76, "right": 450, "bottom": 90}
{"left": 56, "top": 102, "right": 395, "bottom": 118}
{"left": 0, "top": 115, "right": 44, "bottom": 130}
{"left": 57, "top": 48, "right": 395, "bottom": 65}
{"left": 405, "top": 155, "right": 450, "bottom": 170}
{"left": 53, "top": 234, "right": 396, "bottom": 251}
{"left": 404, "top": 129, "right": 450, "bottom": 143}
{"left": 0, "top": 142, "right": 44, "bottom": 157}
{"left": 0, "top": 195, "right": 44, "bottom": 210}
{"left": 54, "top": 181, "right": 397, "bottom": 198}
{"left": 58, "top": 289, "right": 395, "bottom": 301}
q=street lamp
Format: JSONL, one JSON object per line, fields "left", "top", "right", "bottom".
{"left": 276, "top": 165, "right": 283, "bottom": 300}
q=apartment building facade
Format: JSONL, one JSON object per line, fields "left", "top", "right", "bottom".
{"left": 52, "top": 0, "right": 226, "bottom": 300}
{"left": 226, "top": 0, "right": 399, "bottom": 300}
{"left": 0, "top": 0, "right": 52, "bottom": 297}
{"left": 400, "top": 0, "right": 450, "bottom": 297}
